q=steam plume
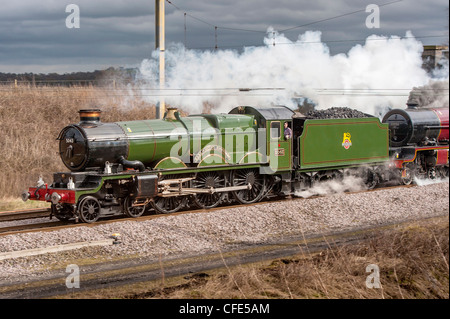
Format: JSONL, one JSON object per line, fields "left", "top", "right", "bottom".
{"left": 138, "top": 29, "right": 448, "bottom": 116}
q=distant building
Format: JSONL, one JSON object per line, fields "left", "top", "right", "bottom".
{"left": 422, "top": 45, "right": 449, "bottom": 73}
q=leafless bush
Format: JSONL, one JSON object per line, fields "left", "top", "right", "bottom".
{"left": 0, "top": 85, "right": 156, "bottom": 200}
{"left": 134, "top": 218, "right": 448, "bottom": 299}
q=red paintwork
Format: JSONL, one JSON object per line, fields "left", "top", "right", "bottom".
{"left": 432, "top": 108, "right": 449, "bottom": 143}
{"left": 436, "top": 149, "right": 449, "bottom": 166}
{"left": 393, "top": 145, "right": 449, "bottom": 168}
{"left": 27, "top": 186, "right": 76, "bottom": 204}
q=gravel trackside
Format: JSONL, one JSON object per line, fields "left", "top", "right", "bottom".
{"left": 0, "top": 181, "right": 448, "bottom": 283}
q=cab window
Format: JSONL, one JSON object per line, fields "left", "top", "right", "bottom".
{"left": 270, "top": 121, "right": 281, "bottom": 140}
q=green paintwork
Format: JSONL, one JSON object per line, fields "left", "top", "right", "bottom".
{"left": 116, "top": 119, "right": 188, "bottom": 165}
{"left": 299, "top": 117, "right": 389, "bottom": 169}
{"left": 268, "top": 120, "right": 292, "bottom": 172}
{"left": 112, "top": 112, "right": 388, "bottom": 175}
{"left": 154, "top": 157, "right": 187, "bottom": 169}
{"left": 197, "top": 154, "right": 228, "bottom": 167}
{"left": 115, "top": 112, "right": 261, "bottom": 170}
{"left": 199, "top": 113, "right": 256, "bottom": 131}
{"left": 183, "top": 114, "right": 259, "bottom": 165}
{"left": 239, "top": 152, "right": 263, "bottom": 164}
{"left": 74, "top": 173, "right": 134, "bottom": 201}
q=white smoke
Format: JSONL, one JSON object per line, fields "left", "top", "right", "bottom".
{"left": 414, "top": 176, "right": 450, "bottom": 186}
{"left": 432, "top": 56, "right": 449, "bottom": 80}
{"left": 294, "top": 175, "right": 366, "bottom": 198}
{"left": 138, "top": 29, "right": 447, "bottom": 116}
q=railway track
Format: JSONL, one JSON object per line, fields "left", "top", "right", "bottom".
{"left": 0, "top": 208, "right": 50, "bottom": 222}
{"left": 0, "top": 183, "right": 414, "bottom": 237}
{"left": 0, "top": 196, "right": 286, "bottom": 236}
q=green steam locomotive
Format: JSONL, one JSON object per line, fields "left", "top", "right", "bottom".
{"left": 21, "top": 105, "right": 423, "bottom": 223}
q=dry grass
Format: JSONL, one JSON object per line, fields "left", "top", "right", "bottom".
{"left": 0, "top": 196, "right": 50, "bottom": 211}
{"left": 0, "top": 85, "right": 157, "bottom": 201}
{"left": 127, "top": 217, "right": 449, "bottom": 299}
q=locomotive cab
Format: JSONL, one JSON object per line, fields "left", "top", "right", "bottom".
{"left": 229, "top": 105, "right": 295, "bottom": 173}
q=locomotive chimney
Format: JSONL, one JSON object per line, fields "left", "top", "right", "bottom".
{"left": 163, "top": 107, "right": 178, "bottom": 121}
{"left": 406, "top": 102, "right": 419, "bottom": 109}
{"left": 79, "top": 109, "right": 102, "bottom": 124}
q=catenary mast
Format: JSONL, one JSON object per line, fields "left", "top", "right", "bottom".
{"left": 155, "top": 0, "right": 165, "bottom": 119}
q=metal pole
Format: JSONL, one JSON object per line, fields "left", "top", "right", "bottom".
{"left": 155, "top": 0, "right": 165, "bottom": 119}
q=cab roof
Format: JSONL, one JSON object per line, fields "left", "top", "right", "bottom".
{"left": 229, "top": 105, "right": 295, "bottom": 121}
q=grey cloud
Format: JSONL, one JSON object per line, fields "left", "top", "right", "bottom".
{"left": 0, "top": 0, "right": 448, "bottom": 73}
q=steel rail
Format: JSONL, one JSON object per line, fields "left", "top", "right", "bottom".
{"left": 0, "top": 183, "right": 415, "bottom": 237}
{"left": 0, "top": 208, "right": 50, "bottom": 222}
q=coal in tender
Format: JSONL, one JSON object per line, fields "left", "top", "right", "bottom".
{"left": 306, "top": 107, "right": 371, "bottom": 119}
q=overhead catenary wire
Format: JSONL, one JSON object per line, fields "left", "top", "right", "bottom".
{"left": 165, "top": 0, "right": 408, "bottom": 50}
{"left": 0, "top": 85, "right": 286, "bottom": 91}
{"left": 164, "top": 0, "right": 447, "bottom": 50}
{"left": 280, "top": 0, "right": 404, "bottom": 32}
{"left": 1, "top": 85, "right": 447, "bottom": 99}
{"left": 184, "top": 34, "right": 448, "bottom": 51}
{"left": 166, "top": 0, "right": 404, "bottom": 34}
{"left": 0, "top": 85, "right": 447, "bottom": 91}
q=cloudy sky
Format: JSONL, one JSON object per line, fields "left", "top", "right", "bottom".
{"left": 0, "top": 0, "right": 448, "bottom": 74}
